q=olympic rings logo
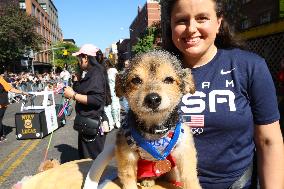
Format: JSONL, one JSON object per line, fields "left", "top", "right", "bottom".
{"left": 191, "top": 127, "right": 204, "bottom": 135}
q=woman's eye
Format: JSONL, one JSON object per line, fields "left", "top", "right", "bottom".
{"left": 164, "top": 77, "right": 174, "bottom": 84}
{"left": 131, "top": 77, "right": 142, "bottom": 85}
{"left": 175, "top": 19, "right": 187, "bottom": 24}
{"left": 196, "top": 16, "right": 209, "bottom": 23}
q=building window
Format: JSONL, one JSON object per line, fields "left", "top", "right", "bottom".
{"left": 19, "top": 1, "right": 26, "bottom": 10}
{"left": 241, "top": 18, "right": 251, "bottom": 29}
{"left": 260, "top": 12, "right": 271, "bottom": 24}
{"left": 40, "top": 3, "right": 47, "bottom": 12}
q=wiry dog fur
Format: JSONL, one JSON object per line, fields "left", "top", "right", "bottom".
{"left": 115, "top": 50, "right": 201, "bottom": 189}
{"left": 38, "top": 159, "right": 60, "bottom": 173}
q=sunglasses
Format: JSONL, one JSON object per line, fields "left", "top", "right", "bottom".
{"left": 78, "top": 54, "right": 87, "bottom": 60}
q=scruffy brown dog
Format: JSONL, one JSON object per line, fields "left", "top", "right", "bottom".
{"left": 13, "top": 50, "right": 200, "bottom": 189}
{"left": 115, "top": 50, "right": 201, "bottom": 189}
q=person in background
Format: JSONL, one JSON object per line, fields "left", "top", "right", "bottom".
{"left": 161, "top": 0, "right": 284, "bottom": 188}
{"left": 0, "top": 75, "right": 29, "bottom": 142}
{"left": 60, "top": 66, "right": 71, "bottom": 87}
{"left": 119, "top": 59, "right": 130, "bottom": 114}
{"left": 63, "top": 44, "right": 107, "bottom": 159}
{"left": 95, "top": 50, "right": 112, "bottom": 132}
{"left": 104, "top": 59, "right": 121, "bottom": 129}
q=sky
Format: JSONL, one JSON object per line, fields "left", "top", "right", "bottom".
{"left": 53, "top": 0, "right": 148, "bottom": 51}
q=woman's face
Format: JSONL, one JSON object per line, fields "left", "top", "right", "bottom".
{"left": 171, "top": 0, "right": 222, "bottom": 65}
{"left": 78, "top": 54, "right": 88, "bottom": 70}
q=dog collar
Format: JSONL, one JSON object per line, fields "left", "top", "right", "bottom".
{"left": 130, "top": 122, "right": 182, "bottom": 160}
{"left": 128, "top": 108, "right": 179, "bottom": 136}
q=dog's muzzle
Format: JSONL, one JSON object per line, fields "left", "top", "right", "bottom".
{"left": 144, "top": 93, "right": 161, "bottom": 110}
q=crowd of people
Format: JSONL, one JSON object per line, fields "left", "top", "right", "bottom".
{"left": 3, "top": 72, "right": 61, "bottom": 101}
{"left": 2, "top": 70, "right": 74, "bottom": 103}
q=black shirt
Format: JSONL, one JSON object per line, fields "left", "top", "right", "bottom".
{"left": 73, "top": 64, "right": 106, "bottom": 119}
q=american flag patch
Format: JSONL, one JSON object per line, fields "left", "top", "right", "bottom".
{"left": 182, "top": 115, "right": 204, "bottom": 127}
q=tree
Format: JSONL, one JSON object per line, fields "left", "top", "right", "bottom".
{"left": 52, "top": 41, "right": 79, "bottom": 71}
{"left": 132, "top": 22, "right": 162, "bottom": 54}
{"left": 132, "top": 32, "right": 155, "bottom": 54}
{"left": 0, "top": 4, "right": 43, "bottom": 67}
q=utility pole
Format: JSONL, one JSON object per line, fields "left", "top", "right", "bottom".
{"left": 33, "top": 46, "right": 65, "bottom": 74}
{"left": 51, "top": 46, "right": 65, "bottom": 73}
{"left": 52, "top": 48, "right": 55, "bottom": 73}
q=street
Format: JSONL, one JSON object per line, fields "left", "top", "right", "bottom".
{"left": 0, "top": 95, "right": 117, "bottom": 189}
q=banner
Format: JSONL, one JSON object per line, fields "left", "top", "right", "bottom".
{"left": 280, "top": 0, "right": 284, "bottom": 18}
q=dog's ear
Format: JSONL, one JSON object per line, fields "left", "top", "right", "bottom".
{"left": 183, "top": 70, "right": 196, "bottom": 94}
{"left": 115, "top": 73, "right": 124, "bottom": 98}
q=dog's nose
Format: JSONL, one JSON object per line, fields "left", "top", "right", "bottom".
{"left": 144, "top": 93, "right": 161, "bottom": 109}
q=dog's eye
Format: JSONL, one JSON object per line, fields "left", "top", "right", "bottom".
{"left": 131, "top": 77, "right": 142, "bottom": 85}
{"left": 164, "top": 77, "right": 174, "bottom": 84}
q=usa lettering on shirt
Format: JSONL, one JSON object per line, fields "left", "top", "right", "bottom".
{"left": 180, "top": 80, "right": 237, "bottom": 135}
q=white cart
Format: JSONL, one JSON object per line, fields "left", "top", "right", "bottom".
{"left": 15, "top": 89, "right": 63, "bottom": 139}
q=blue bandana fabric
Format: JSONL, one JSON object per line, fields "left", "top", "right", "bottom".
{"left": 122, "top": 118, "right": 185, "bottom": 161}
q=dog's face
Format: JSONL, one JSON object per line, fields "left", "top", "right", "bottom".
{"left": 116, "top": 50, "right": 195, "bottom": 126}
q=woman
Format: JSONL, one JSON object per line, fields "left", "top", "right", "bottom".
{"left": 64, "top": 44, "right": 107, "bottom": 159}
{"left": 0, "top": 75, "right": 29, "bottom": 142}
{"left": 104, "top": 59, "right": 120, "bottom": 129}
{"left": 95, "top": 50, "right": 113, "bottom": 131}
{"left": 161, "top": 0, "right": 284, "bottom": 188}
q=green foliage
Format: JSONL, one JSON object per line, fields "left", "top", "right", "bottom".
{"left": 0, "top": 4, "right": 43, "bottom": 65}
{"left": 132, "top": 24, "right": 161, "bottom": 54}
{"left": 52, "top": 41, "right": 79, "bottom": 71}
{"left": 132, "top": 34, "right": 155, "bottom": 54}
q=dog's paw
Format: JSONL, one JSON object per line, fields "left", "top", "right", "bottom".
{"left": 140, "top": 179, "right": 155, "bottom": 187}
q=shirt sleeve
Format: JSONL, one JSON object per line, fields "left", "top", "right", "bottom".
{"left": 72, "top": 81, "right": 80, "bottom": 92}
{"left": 0, "top": 77, "right": 12, "bottom": 92}
{"left": 248, "top": 58, "right": 280, "bottom": 125}
{"left": 86, "top": 70, "right": 105, "bottom": 108}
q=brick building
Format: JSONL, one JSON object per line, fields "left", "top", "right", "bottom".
{"left": 0, "top": 0, "right": 62, "bottom": 72}
{"left": 19, "top": 0, "right": 63, "bottom": 64}
{"left": 129, "top": 0, "right": 160, "bottom": 52}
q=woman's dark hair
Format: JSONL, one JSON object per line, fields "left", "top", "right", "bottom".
{"left": 86, "top": 55, "right": 112, "bottom": 106}
{"left": 87, "top": 55, "right": 97, "bottom": 66}
{"left": 96, "top": 50, "right": 104, "bottom": 64}
{"left": 104, "top": 59, "right": 115, "bottom": 69}
{"left": 161, "top": 0, "right": 244, "bottom": 59}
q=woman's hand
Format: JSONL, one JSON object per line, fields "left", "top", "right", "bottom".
{"left": 63, "top": 86, "right": 76, "bottom": 99}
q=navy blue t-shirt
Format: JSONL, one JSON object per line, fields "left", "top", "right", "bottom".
{"left": 179, "top": 49, "right": 280, "bottom": 189}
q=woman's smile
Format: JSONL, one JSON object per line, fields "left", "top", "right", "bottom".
{"left": 183, "top": 36, "right": 202, "bottom": 47}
